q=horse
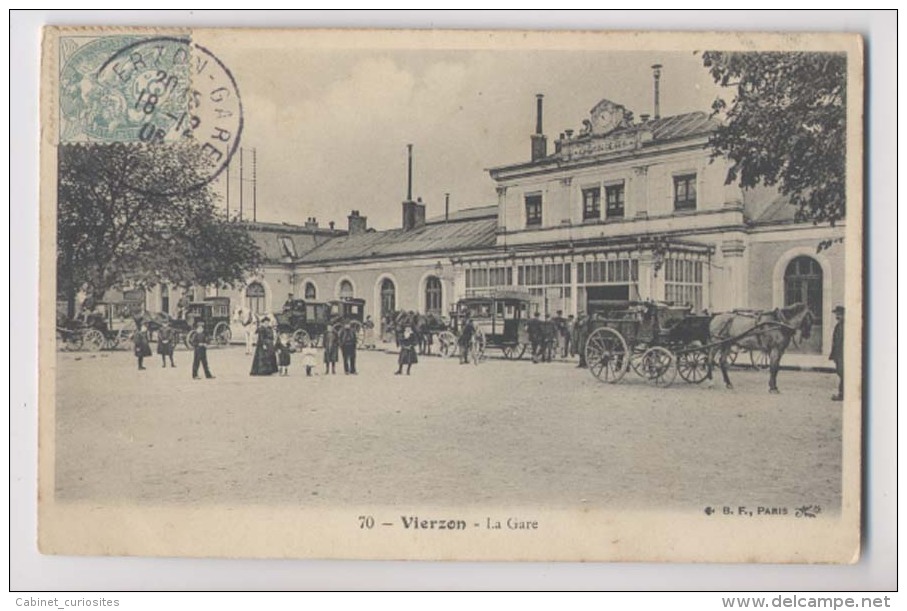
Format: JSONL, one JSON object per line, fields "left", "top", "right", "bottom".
{"left": 707, "top": 302, "right": 814, "bottom": 394}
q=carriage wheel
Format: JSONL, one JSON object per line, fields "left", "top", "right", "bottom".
{"left": 438, "top": 331, "right": 458, "bottom": 358}
{"left": 185, "top": 330, "right": 200, "bottom": 349}
{"left": 292, "top": 329, "right": 311, "bottom": 349}
{"left": 213, "top": 322, "right": 232, "bottom": 347}
{"left": 82, "top": 329, "right": 105, "bottom": 352}
{"left": 750, "top": 348, "right": 770, "bottom": 370}
{"left": 585, "top": 327, "right": 629, "bottom": 383}
{"left": 640, "top": 347, "right": 676, "bottom": 386}
{"left": 628, "top": 342, "right": 649, "bottom": 376}
{"left": 676, "top": 348, "right": 710, "bottom": 384}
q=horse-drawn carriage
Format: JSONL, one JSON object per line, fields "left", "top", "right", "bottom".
{"left": 274, "top": 298, "right": 332, "bottom": 348}
{"left": 56, "top": 295, "right": 145, "bottom": 351}
{"left": 439, "top": 290, "right": 534, "bottom": 362}
{"left": 175, "top": 296, "right": 233, "bottom": 348}
{"left": 583, "top": 300, "right": 712, "bottom": 385}
{"left": 583, "top": 300, "right": 815, "bottom": 392}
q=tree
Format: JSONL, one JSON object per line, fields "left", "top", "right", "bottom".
{"left": 701, "top": 51, "right": 847, "bottom": 227}
{"left": 57, "top": 142, "right": 264, "bottom": 316}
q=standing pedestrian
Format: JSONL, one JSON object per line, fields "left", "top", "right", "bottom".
{"left": 363, "top": 315, "right": 376, "bottom": 350}
{"left": 157, "top": 320, "right": 176, "bottom": 368}
{"left": 133, "top": 321, "right": 152, "bottom": 370}
{"left": 275, "top": 332, "right": 292, "bottom": 376}
{"left": 829, "top": 305, "right": 845, "bottom": 401}
{"left": 574, "top": 311, "right": 589, "bottom": 368}
{"left": 565, "top": 314, "right": 575, "bottom": 358}
{"left": 235, "top": 307, "right": 256, "bottom": 355}
{"left": 250, "top": 316, "right": 278, "bottom": 376}
{"left": 528, "top": 311, "right": 543, "bottom": 364}
{"left": 322, "top": 324, "right": 339, "bottom": 375}
{"left": 191, "top": 321, "right": 215, "bottom": 379}
{"left": 542, "top": 313, "right": 556, "bottom": 362}
{"left": 457, "top": 312, "right": 475, "bottom": 364}
{"left": 395, "top": 325, "right": 418, "bottom": 375}
{"left": 553, "top": 310, "right": 568, "bottom": 358}
{"left": 301, "top": 343, "right": 317, "bottom": 376}
{"left": 339, "top": 321, "right": 358, "bottom": 374}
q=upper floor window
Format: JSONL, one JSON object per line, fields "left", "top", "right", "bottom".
{"left": 674, "top": 174, "right": 697, "bottom": 211}
{"left": 582, "top": 187, "right": 601, "bottom": 221}
{"left": 525, "top": 194, "right": 542, "bottom": 227}
{"left": 605, "top": 183, "right": 625, "bottom": 218}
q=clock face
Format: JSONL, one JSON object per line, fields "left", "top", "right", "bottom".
{"left": 589, "top": 99, "right": 627, "bottom": 135}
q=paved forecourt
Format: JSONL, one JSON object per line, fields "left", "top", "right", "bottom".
{"left": 54, "top": 345, "right": 843, "bottom": 512}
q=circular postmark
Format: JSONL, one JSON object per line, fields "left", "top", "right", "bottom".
{"left": 61, "top": 36, "right": 242, "bottom": 196}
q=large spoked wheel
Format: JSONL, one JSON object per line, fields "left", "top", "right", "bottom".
{"left": 213, "top": 322, "right": 232, "bottom": 347}
{"left": 750, "top": 348, "right": 770, "bottom": 370}
{"left": 585, "top": 327, "right": 629, "bottom": 383}
{"left": 676, "top": 347, "right": 710, "bottom": 384}
{"left": 292, "top": 329, "right": 311, "bottom": 349}
{"left": 641, "top": 346, "right": 677, "bottom": 386}
{"left": 438, "top": 331, "right": 458, "bottom": 358}
{"left": 82, "top": 329, "right": 105, "bottom": 352}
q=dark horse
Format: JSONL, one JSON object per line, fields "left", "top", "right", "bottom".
{"left": 707, "top": 302, "right": 814, "bottom": 394}
{"left": 389, "top": 310, "right": 445, "bottom": 355}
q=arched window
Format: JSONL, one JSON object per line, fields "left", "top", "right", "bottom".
{"left": 784, "top": 256, "right": 823, "bottom": 353}
{"left": 339, "top": 280, "right": 354, "bottom": 299}
{"left": 425, "top": 276, "right": 442, "bottom": 315}
{"left": 245, "top": 281, "right": 266, "bottom": 314}
{"left": 160, "top": 284, "right": 170, "bottom": 314}
{"left": 304, "top": 282, "right": 316, "bottom": 300}
{"left": 380, "top": 278, "right": 396, "bottom": 318}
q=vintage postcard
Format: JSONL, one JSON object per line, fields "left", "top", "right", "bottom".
{"left": 38, "top": 27, "right": 863, "bottom": 563}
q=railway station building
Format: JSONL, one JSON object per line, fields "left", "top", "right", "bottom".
{"left": 140, "top": 88, "right": 846, "bottom": 355}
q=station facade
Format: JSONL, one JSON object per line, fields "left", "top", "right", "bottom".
{"left": 140, "top": 93, "right": 845, "bottom": 355}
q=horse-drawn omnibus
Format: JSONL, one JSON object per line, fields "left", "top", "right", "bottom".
{"left": 274, "top": 298, "right": 332, "bottom": 348}
{"left": 440, "top": 290, "right": 534, "bottom": 361}
{"left": 180, "top": 296, "right": 233, "bottom": 348}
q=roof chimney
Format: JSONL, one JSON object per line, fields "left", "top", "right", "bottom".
{"left": 530, "top": 94, "right": 548, "bottom": 162}
{"left": 445, "top": 193, "right": 450, "bottom": 223}
{"left": 406, "top": 143, "right": 413, "bottom": 202}
{"left": 640, "top": 113, "right": 650, "bottom": 123}
{"left": 651, "top": 64, "right": 662, "bottom": 120}
{"left": 304, "top": 217, "right": 319, "bottom": 229}
{"left": 348, "top": 209, "right": 367, "bottom": 236}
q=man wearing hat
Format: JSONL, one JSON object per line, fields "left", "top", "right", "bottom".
{"left": 527, "top": 311, "right": 543, "bottom": 364}
{"left": 829, "top": 306, "right": 845, "bottom": 401}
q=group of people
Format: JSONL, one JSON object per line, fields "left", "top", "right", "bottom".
{"left": 526, "top": 310, "right": 581, "bottom": 364}
{"left": 132, "top": 319, "right": 215, "bottom": 380}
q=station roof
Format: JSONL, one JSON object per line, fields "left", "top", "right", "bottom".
{"left": 297, "top": 214, "right": 497, "bottom": 264}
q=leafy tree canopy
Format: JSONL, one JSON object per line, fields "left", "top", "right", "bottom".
{"left": 702, "top": 51, "right": 847, "bottom": 226}
{"left": 57, "top": 143, "right": 264, "bottom": 310}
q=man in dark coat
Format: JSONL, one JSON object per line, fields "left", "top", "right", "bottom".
{"left": 527, "top": 311, "right": 543, "bottom": 364}
{"left": 573, "top": 312, "right": 589, "bottom": 368}
{"left": 322, "top": 324, "right": 339, "bottom": 375}
{"left": 192, "top": 321, "right": 215, "bottom": 379}
{"left": 133, "top": 321, "right": 152, "bottom": 370}
{"left": 339, "top": 321, "right": 358, "bottom": 374}
{"left": 542, "top": 313, "right": 557, "bottom": 363}
{"left": 829, "top": 305, "right": 844, "bottom": 401}
{"left": 457, "top": 312, "right": 475, "bottom": 364}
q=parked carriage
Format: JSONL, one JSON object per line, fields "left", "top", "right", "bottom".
{"left": 583, "top": 300, "right": 712, "bottom": 385}
{"left": 180, "top": 297, "right": 233, "bottom": 348}
{"left": 56, "top": 296, "right": 145, "bottom": 351}
{"left": 326, "top": 297, "right": 367, "bottom": 348}
{"left": 440, "top": 291, "right": 534, "bottom": 361}
{"left": 274, "top": 298, "right": 332, "bottom": 348}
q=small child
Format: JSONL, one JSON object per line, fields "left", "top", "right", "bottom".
{"left": 275, "top": 333, "right": 292, "bottom": 376}
{"left": 301, "top": 344, "right": 317, "bottom": 377}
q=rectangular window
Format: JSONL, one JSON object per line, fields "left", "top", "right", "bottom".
{"left": 674, "top": 174, "right": 697, "bottom": 211}
{"left": 582, "top": 187, "right": 601, "bottom": 221}
{"left": 665, "top": 259, "right": 703, "bottom": 310}
{"left": 605, "top": 183, "right": 625, "bottom": 218}
{"left": 525, "top": 194, "right": 542, "bottom": 226}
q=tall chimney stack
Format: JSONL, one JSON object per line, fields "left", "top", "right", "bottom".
{"left": 530, "top": 94, "right": 548, "bottom": 162}
{"left": 406, "top": 143, "right": 413, "bottom": 202}
{"left": 651, "top": 64, "right": 662, "bottom": 120}
{"left": 445, "top": 193, "right": 450, "bottom": 222}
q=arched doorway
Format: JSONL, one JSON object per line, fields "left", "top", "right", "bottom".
{"left": 380, "top": 278, "right": 396, "bottom": 319}
{"left": 304, "top": 281, "right": 317, "bottom": 300}
{"left": 784, "top": 255, "right": 822, "bottom": 354}
{"left": 425, "top": 276, "right": 442, "bottom": 315}
{"left": 339, "top": 279, "right": 354, "bottom": 299}
{"left": 245, "top": 281, "right": 266, "bottom": 315}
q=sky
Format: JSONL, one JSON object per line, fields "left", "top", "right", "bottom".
{"left": 206, "top": 42, "right": 727, "bottom": 231}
